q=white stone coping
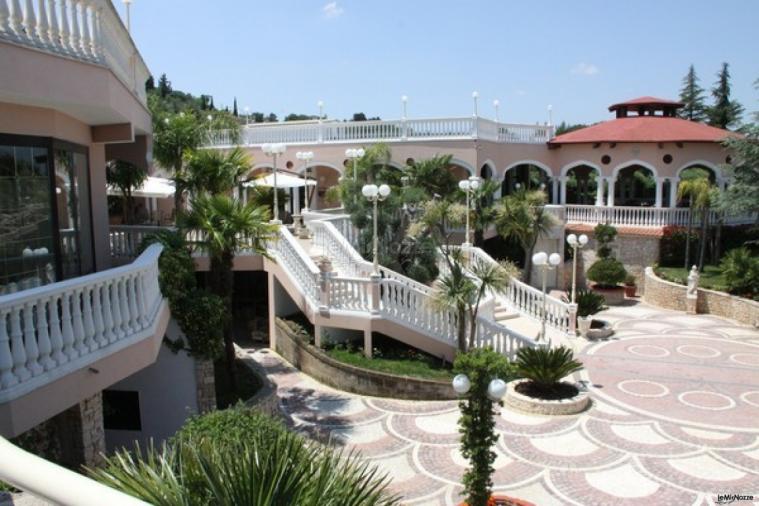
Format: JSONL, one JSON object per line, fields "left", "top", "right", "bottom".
{"left": 504, "top": 379, "right": 590, "bottom": 416}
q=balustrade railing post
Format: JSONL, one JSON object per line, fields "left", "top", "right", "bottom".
{"left": 370, "top": 274, "right": 381, "bottom": 315}
{"left": 0, "top": 310, "right": 17, "bottom": 388}
{"left": 10, "top": 308, "right": 30, "bottom": 382}
{"left": 567, "top": 302, "right": 577, "bottom": 336}
{"left": 35, "top": 300, "right": 55, "bottom": 370}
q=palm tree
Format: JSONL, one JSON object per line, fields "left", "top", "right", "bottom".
{"left": 432, "top": 254, "right": 476, "bottom": 352}
{"left": 494, "top": 188, "right": 556, "bottom": 284}
{"left": 178, "top": 195, "right": 278, "bottom": 386}
{"left": 185, "top": 147, "right": 250, "bottom": 197}
{"left": 106, "top": 159, "right": 147, "bottom": 225}
{"left": 152, "top": 112, "right": 203, "bottom": 214}
{"left": 472, "top": 179, "right": 499, "bottom": 247}
{"left": 466, "top": 260, "right": 514, "bottom": 349}
{"left": 677, "top": 176, "right": 714, "bottom": 271}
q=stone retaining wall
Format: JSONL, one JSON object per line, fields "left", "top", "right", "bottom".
{"left": 643, "top": 267, "right": 759, "bottom": 326}
{"left": 234, "top": 345, "right": 281, "bottom": 418}
{"left": 275, "top": 319, "right": 456, "bottom": 400}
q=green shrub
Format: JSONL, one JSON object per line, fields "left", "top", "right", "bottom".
{"left": 593, "top": 223, "right": 617, "bottom": 259}
{"left": 624, "top": 273, "right": 637, "bottom": 286}
{"left": 515, "top": 346, "right": 583, "bottom": 389}
{"left": 659, "top": 227, "right": 699, "bottom": 266}
{"left": 563, "top": 289, "right": 606, "bottom": 317}
{"left": 172, "top": 291, "right": 227, "bottom": 360}
{"left": 720, "top": 247, "right": 759, "bottom": 298}
{"left": 587, "top": 257, "right": 627, "bottom": 288}
{"left": 174, "top": 405, "right": 285, "bottom": 447}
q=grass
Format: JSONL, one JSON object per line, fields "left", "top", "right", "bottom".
{"left": 656, "top": 265, "right": 728, "bottom": 292}
{"left": 214, "top": 358, "right": 263, "bottom": 409}
{"left": 325, "top": 334, "right": 454, "bottom": 382}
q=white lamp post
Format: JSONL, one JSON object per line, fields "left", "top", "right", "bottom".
{"left": 261, "top": 143, "right": 287, "bottom": 223}
{"left": 566, "top": 233, "right": 589, "bottom": 304}
{"left": 472, "top": 91, "right": 479, "bottom": 117}
{"left": 345, "top": 148, "right": 365, "bottom": 181}
{"left": 452, "top": 373, "right": 507, "bottom": 401}
{"left": 532, "top": 251, "right": 562, "bottom": 342}
{"left": 458, "top": 176, "right": 480, "bottom": 248}
{"left": 362, "top": 183, "right": 391, "bottom": 274}
{"left": 401, "top": 95, "right": 408, "bottom": 119}
{"left": 493, "top": 99, "right": 500, "bottom": 122}
{"left": 547, "top": 104, "right": 553, "bottom": 126}
{"left": 296, "top": 151, "right": 314, "bottom": 211}
{"left": 317, "top": 100, "right": 324, "bottom": 119}
{"left": 122, "top": 0, "right": 132, "bottom": 33}
{"left": 244, "top": 106, "right": 250, "bottom": 126}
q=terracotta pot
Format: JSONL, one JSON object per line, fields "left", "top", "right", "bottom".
{"left": 458, "top": 495, "right": 536, "bottom": 506}
{"left": 624, "top": 284, "right": 637, "bottom": 297}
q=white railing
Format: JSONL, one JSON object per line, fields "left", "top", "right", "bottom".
{"left": 467, "top": 246, "right": 570, "bottom": 333}
{"left": 0, "top": 0, "right": 150, "bottom": 105}
{"left": 565, "top": 205, "right": 758, "bottom": 228}
{"left": 271, "top": 228, "right": 320, "bottom": 304}
{"left": 329, "top": 276, "right": 372, "bottom": 312}
{"left": 109, "top": 225, "right": 169, "bottom": 260}
{"left": 0, "top": 437, "right": 148, "bottom": 506}
{"left": 474, "top": 317, "right": 534, "bottom": 361}
{"left": 204, "top": 117, "right": 554, "bottom": 148}
{"left": 311, "top": 220, "right": 370, "bottom": 278}
{"left": 0, "top": 243, "right": 163, "bottom": 402}
{"left": 379, "top": 278, "right": 458, "bottom": 344}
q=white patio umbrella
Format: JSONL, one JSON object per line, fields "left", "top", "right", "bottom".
{"left": 242, "top": 172, "right": 317, "bottom": 188}
{"left": 107, "top": 176, "right": 175, "bottom": 198}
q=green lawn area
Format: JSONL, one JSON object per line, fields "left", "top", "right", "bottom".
{"left": 325, "top": 337, "right": 454, "bottom": 382}
{"left": 656, "top": 265, "right": 728, "bottom": 292}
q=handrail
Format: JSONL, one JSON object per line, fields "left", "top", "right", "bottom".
{"left": 0, "top": 437, "right": 148, "bottom": 506}
{"left": 0, "top": 243, "right": 164, "bottom": 402}
{"left": 271, "top": 228, "right": 320, "bottom": 304}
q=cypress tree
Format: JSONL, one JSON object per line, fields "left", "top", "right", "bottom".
{"left": 707, "top": 63, "right": 744, "bottom": 130}
{"left": 678, "top": 65, "right": 707, "bottom": 122}
{"left": 233, "top": 97, "right": 238, "bottom": 117}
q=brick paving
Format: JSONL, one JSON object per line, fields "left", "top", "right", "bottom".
{"left": 244, "top": 303, "right": 759, "bottom": 505}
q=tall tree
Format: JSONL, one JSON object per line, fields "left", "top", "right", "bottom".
{"left": 678, "top": 176, "right": 715, "bottom": 271}
{"left": 233, "top": 97, "right": 238, "bottom": 117}
{"left": 678, "top": 65, "right": 707, "bottom": 122}
{"left": 145, "top": 75, "right": 155, "bottom": 91}
{"left": 185, "top": 148, "right": 250, "bottom": 197}
{"left": 719, "top": 124, "right": 759, "bottom": 220}
{"left": 158, "top": 73, "right": 172, "bottom": 98}
{"left": 152, "top": 113, "right": 203, "bottom": 214}
{"left": 707, "top": 63, "right": 744, "bottom": 130}
{"left": 106, "top": 159, "right": 147, "bottom": 225}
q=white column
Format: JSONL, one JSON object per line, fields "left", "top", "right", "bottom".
{"left": 595, "top": 176, "right": 605, "bottom": 206}
{"left": 607, "top": 177, "right": 615, "bottom": 206}
{"left": 559, "top": 176, "right": 567, "bottom": 204}
{"left": 668, "top": 177, "right": 678, "bottom": 207}
{"left": 36, "top": 0, "right": 49, "bottom": 44}
{"left": 654, "top": 177, "right": 664, "bottom": 208}
{"left": 551, "top": 178, "right": 559, "bottom": 204}
{"left": 22, "top": 0, "right": 38, "bottom": 42}
{"left": 293, "top": 186, "right": 300, "bottom": 213}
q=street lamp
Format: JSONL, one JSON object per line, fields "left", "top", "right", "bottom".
{"left": 261, "top": 143, "right": 287, "bottom": 223}
{"left": 296, "top": 151, "right": 314, "bottom": 212}
{"left": 345, "top": 148, "right": 365, "bottom": 181}
{"left": 458, "top": 176, "right": 480, "bottom": 248}
{"left": 122, "top": 0, "right": 132, "bottom": 33}
{"left": 493, "top": 99, "right": 500, "bottom": 122}
{"left": 401, "top": 95, "right": 408, "bottom": 119}
{"left": 244, "top": 106, "right": 250, "bottom": 126}
{"left": 452, "top": 373, "right": 507, "bottom": 401}
{"left": 547, "top": 104, "right": 553, "bottom": 126}
{"left": 317, "top": 100, "right": 324, "bottom": 120}
{"left": 532, "top": 251, "right": 562, "bottom": 342}
{"left": 472, "top": 91, "right": 479, "bottom": 117}
{"left": 362, "top": 183, "right": 391, "bottom": 274}
{"left": 566, "top": 233, "right": 589, "bottom": 304}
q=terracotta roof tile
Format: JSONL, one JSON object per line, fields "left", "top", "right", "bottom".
{"left": 550, "top": 117, "right": 739, "bottom": 145}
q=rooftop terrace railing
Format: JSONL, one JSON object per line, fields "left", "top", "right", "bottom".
{"left": 565, "top": 204, "right": 757, "bottom": 228}
{"left": 204, "top": 116, "right": 555, "bottom": 148}
{"left": 0, "top": 0, "right": 150, "bottom": 105}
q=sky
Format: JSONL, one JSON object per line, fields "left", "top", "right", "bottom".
{"left": 123, "top": 0, "right": 758, "bottom": 125}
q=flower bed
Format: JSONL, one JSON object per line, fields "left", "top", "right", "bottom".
{"left": 504, "top": 379, "right": 590, "bottom": 415}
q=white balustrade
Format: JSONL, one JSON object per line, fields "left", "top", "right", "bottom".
{"left": 328, "top": 276, "right": 372, "bottom": 312}
{"left": 271, "top": 228, "right": 320, "bottom": 304}
{"left": 565, "top": 205, "right": 757, "bottom": 228}
{"left": 475, "top": 317, "right": 534, "bottom": 361}
{"left": 109, "top": 225, "right": 168, "bottom": 260}
{"left": 0, "top": 243, "right": 163, "bottom": 402}
{"left": 0, "top": 0, "right": 149, "bottom": 105}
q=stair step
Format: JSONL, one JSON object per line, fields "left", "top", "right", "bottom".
{"left": 494, "top": 310, "right": 519, "bottom": 321}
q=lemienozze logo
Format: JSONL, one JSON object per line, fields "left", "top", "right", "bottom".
{"left": 715, "top": 493, "right": 755, "bottom": 504}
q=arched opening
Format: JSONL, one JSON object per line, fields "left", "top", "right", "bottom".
{"left": 307, "top": 165, "right": 341, "bottom": 210}
{"left": 448, "top": 163, "right": 471, "bottom": 181}
{"left": 480, "top": 164, "right": 494, "bottom": 180}
{"left": 565, "top": 165, "right": 599, "bottom": 204}
{"left": 501, "top": 163, "right": 551, "bottom": 199}
{"left": 614, "top": 165, "right": 656, "bottom": 206}
{"left": 675, "top": 164, "right": 718, "bottom": 207}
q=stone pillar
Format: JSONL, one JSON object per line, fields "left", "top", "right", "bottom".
{"left": 559, "top": 176, "right": 567, "bottom": 204}
{"left": 195, "top": 358, "right": 216, "bottom": 414}
{"left": 568, "top": 303, "right": 578, "bottom": 335}
{"left": 267, "top": 272, "right": 277, "bottom": 351}
{"left": 668, "top": 177, "right": 678, "bottom": 207}
{"left": 595, "top": 177, "right": 605, "bottom": 206}
{"left": 56, "top": 392, "right": 105, "bottom": 468}
{"left": 654, "top": 177, "right": 664, "bottom": 208}
{"left": 363, "top": 328, "right": 373, "bottom": 358}
{"left": 370, "top": 274, "right": 381, "bottom": 315}
{"left": 314, "top": 324, "right": 323, "bottom": 348}
{"left": 551, "top": 178, "right": 559, "bottom": 204}
{"left": 607, "top": 177, "right": 616, "bottom": 206}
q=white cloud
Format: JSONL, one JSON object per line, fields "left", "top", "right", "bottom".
{"left": 322, "top": 1, "right": 344, "bottom": 19}
{"left": 571, "top": 63, "right": 600, "bottom": 76}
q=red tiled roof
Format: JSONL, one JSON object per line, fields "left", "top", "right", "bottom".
{"left": 549, "top": 117, "right": 739, "bottom": 144}
{"left": 608, "top": 96, "right": 684, "bottom": 111}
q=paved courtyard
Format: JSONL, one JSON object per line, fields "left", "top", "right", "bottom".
{"left": 248, "top": 303, "right": 759, "bottom": 505}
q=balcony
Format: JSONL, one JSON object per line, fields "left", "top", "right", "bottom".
{"left": 565, "top": 204, "right": 757, "bottom": 229}
{"left": 204, "top": 117, "right": 555, "bottom": 148}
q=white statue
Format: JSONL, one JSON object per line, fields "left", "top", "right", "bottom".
{"left": 686, "top": 265, "right": 699, "bottom": 299}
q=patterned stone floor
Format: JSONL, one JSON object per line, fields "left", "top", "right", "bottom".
{"left": 246, "top": 303, "right": 759, "bottom": 505}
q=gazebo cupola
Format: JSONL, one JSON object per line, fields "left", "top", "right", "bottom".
{"left": 608, "top": 96, "right": 684, "bottom": 118}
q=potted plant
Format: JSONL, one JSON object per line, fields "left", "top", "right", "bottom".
{"left": 623, "top": 274, "right": 637, "bottom": 298}
{"left": 453, "top": 349, "right": 534, "bottom": 506}
{"left": 586, "top": 223, "right": 627, "bottom": 305}
{"left": 564, "top": 289, "right": 606, "bottom": 337}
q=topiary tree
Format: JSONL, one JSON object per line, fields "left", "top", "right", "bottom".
{"left": 587, "top": 223, "right": 627, "bottom": 288}
{"left": 453, "top": 348, "right": 513, "bottom": 506}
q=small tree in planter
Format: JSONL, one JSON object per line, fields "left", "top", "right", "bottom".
{"left": 452, "top": 348, "right": 518, "bottom": 506}
{"left": 586, "top": 224, "right": 627, "bottom": 303}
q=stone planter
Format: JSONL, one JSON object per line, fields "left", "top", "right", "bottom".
{"left": 577, "top": 316, "right": 592, "bottom": 338}
{"left": 591, "top": 285, "right": 625, "bottom": 305}
{"left": 458, "top": 496, "right": 535, "bottom": 506}
{"left": 585, "top": 319, "right": 614, "bottom": 340}
{"left": 504, "top": 379, "right": 590, "bottom": 415}
{"left": 624, "top": 284, "right": 637, "bottom": 298}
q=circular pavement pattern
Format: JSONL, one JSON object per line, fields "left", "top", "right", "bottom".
{"left": 245, "top": 305, "right": 759, "bottom": 505}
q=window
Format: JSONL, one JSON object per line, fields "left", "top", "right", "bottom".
{"left": 103, "top": 390, "right": 142, "bottom": 431}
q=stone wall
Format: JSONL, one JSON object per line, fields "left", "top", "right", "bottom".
{"left": 195, "top": 359, "right": 217, "bottom": 414}
{"left": 644, "top": 267, "right": 759, "bottom": 326}
{"left": 275, "top": 319, "right": 455, "bottom": 400}
{"left": 234, "top": 345, "right": 281, "bottom": 418}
